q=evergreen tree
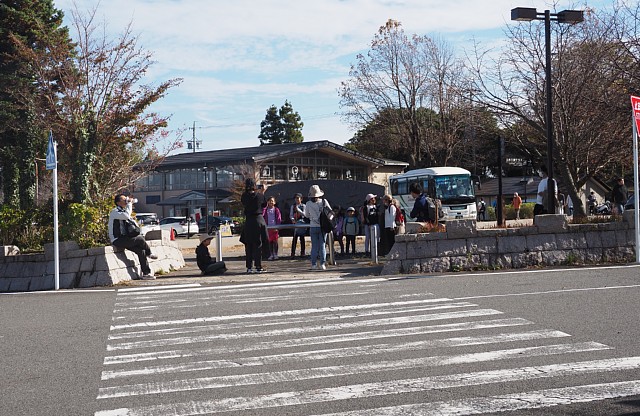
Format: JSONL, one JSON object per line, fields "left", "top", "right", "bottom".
{"left": 258, "top": 100, "right": 304, "bottom": 145}
{"left": 0, "top": 0, "right": 71, "bottom": 208}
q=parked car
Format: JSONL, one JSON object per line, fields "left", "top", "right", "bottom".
{"left": 132, "top": 212, "right": 160, "bottom": 235}
{"left": 197, "top": 216, "right": 239, "bottom": 234}
{"left": 159, "top": 216, "right": 197, "bottom": 238}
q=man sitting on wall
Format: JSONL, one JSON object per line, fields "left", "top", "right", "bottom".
{"left": 108, "top": 194, "right": 158, "bottom": 280}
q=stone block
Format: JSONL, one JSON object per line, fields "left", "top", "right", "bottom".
{"left": 406, "top": 241, "right": 438, "bottom": 259}
{"left": 62, "top": 257, "right": 82, "bottom": 274}
{"left": 78, "top": 272, "right": 98, "bottom": 288}
{"left": 467, "top": 237, "right": 497, "bottom": 254}
{"left": 600, "top": 231, "right": 618, "bottom": 249}
{"left": 534, "top": 214, "right": 568, "bottom": 233}
{"left": 388, "top": 242, "right": 406, "bottom": 261}
{"left": 490, "top": 254, "right": 513, "bottom": 270}
{"left": 110, "top": 267, "right": 138, "bottom": 284}
{"left": 436, "top": 239, "right": 468, "bottom": 256}
{"left": 44, "top": 241, "right": 80, "bottom": 260}
{"left": 556, "top": 233, "right": 588, "bottom": 250}
{"left": 497, "top": 235, "right": 527, "bottom": 254}
{"left": 400, "top": 260, "right": 421, "bottom": 274}
{"left": 450, "top": 255, "right": 479, "bottom": 271}
{"left": 80, "top": 256, "right": 96, "bottom": 272}
{"left": 526, "top": 234, "right": 557, "bottom": 251}
{"left": 88, "top": 246, "right": 111, "bottom": 256}
{"left": 616, "top": 230, "right": 633, "bottom": 247}
{"left": 59, "top": 272, "right": 77, "bottom": 289}
{"left": 29, "top": 275, "right": 55, "bottom": 291}
{"left": 5, "top": 262, "right": 22, "bottom": 278}
{"left": 422, "top": 256, "right": 450, "bottom": 273}
{"left": 585, "top": 231, "right": 602, "bottom": 248}
{"left": 511, "top": 251, "right": 542, "bottom": 268}
{"left": 0, "top": 278, "right": 11, "bottom": 292}
{"left": 8, "top": 278, "right": 31, "bottom": 292}
{"left": 94, "top": 270, "right": 116, "bottom": 287}
{"left": 584, "top": 248, "right": 603, "bottom": 263}
{"left": 67, "top": 249, "right": 89, "bottom": 258}
{"left": 405, "top": 222, "right": 425, "bottom": 234}
{"left": 541, "top": 250, "right": 568, "bottom": 266}
{"left": 446, "top": 219, "right": 477, "bottom": 239}
{"left": 622, "top": 209, "right": 636, "bottom": 226}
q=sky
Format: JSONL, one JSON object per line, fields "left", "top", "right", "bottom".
{"left": 52, "top": 0, "right": 605, "bottom": 155}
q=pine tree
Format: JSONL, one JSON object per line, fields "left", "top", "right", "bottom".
{"left": 258, "top": 100, "right": 304, "bottom": 145}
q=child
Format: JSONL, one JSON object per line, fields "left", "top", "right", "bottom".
{"left": 196, "top": 234, "right": 227, "bottom": 275}
{"left": 380, "top": 194, "right": 397, "bottom": 256}
{"left": 343, "top": 206, "right": 360, "bottom": 255}
{"left": 262, "top": 196, "right": 281, "bottom": 260}
{"left": 333, "top": 206, "right": 345, "bottom": 255}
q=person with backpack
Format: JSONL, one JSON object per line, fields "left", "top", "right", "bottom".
{"left": 409, "top": 182, "right": 434, "bottom": 223}
{"left": 304, "top": 185, "right": 332, "bottom": 270}
{"left": 332, "top": 206, "right": 345, "bottom": 256}
{"left": 392, "top": 198, "right": 406, "bottom": 235}
{"left": 380, "top": 195, "right": 397, "bottom": 256}
{"left": 343, "top": 207, "right": 360, "bottom": 255}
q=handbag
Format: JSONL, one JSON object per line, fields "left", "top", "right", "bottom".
{"left": 319, "top": 199, "right": 336, "bottom": 234}
{"left": 124, "top": 218, "right": 141, "bottom": 237}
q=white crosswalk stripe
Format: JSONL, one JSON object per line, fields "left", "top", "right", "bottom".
{"left": 94, "top": 279, "right": 640, "bottom": 415}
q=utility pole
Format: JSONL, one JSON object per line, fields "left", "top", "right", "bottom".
{"left": 188, "top": 121, "right": 202, "bottom": 152}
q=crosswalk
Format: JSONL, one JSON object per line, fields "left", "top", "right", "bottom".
{"left": 95, "top": 279, "right": 640, "bottom": 415}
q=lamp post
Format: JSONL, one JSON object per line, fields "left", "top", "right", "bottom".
{"left": 511, "top": 7, "right": 583, "bottom": 214}
{"left": 202, "top": 166, "right": 210, "bottom": 234}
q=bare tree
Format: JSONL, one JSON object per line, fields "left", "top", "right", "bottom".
{"left": 467, "top": 6, "right": 639, "bottom": 216}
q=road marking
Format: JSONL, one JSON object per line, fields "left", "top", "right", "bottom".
{"left": 101, "top": 329, "right": 571, "bottom": 379}
{"left": 106, "top": 309, "right": 504, "bottom": 351}
{"left": 117, "top": 284, "right": 201, "bottom": 292}
{"left": 94, "top": 357, "right": 640, "bottom": 415}
{"left": 313, "top": 380, "right": 640, "bottom": 415}
{"left": 453, "top": 283, "right": 640, "bottom": 301}
{"left": 108, "top": 302, "right": 478, "bottom": 340}
{"left": 97, "top": 342, "right": 608, "bottom": 398}
{"left": 103, "top": 318, "right": 532, "bottom": 365}
{"left": 109, "top": 298, "right": 456, "bottom": 330}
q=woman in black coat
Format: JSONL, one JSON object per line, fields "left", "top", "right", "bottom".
{"left": 240, "top": 178, "right": 268, "bottom": 273}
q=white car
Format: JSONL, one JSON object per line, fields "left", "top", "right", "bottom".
{"left": 159, "top": 216, "right": 197, "bottom": 238}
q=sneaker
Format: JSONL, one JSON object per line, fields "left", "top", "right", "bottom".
{"left": 310, "top": 264, "right": 318, "bottom": 270}
{"left": 268, "top": 255, "right": 274, "bottom": 261}
{"left": 246, "top": 268, "right": 255, "bottom": 274}
{"left": 320, "top": 263, "right": 327, "bottom": 270}
{"left": 140, "top": 274, "right": 156, "bottom": 280}
{"left": 255, "top": 268, "right": 267, "bottom": 273}
{"left": 148, "top": 253, "right": 158, "bottom": 260}
{"left": 273, "top": 255, "right": 278, "bottom": 260}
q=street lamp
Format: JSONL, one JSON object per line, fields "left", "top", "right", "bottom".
{"left": 202, "top": 166, "right": 210, "bottom": 234}
{"left": 511, "top": 7, "right": 583, "bottom": 214}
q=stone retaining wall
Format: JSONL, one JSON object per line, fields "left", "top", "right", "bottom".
{"left": 381, "top": 212, "right": 637, "bottom": 275}
{"left": 0, "top": 230, "right": 185, "bottom": 292}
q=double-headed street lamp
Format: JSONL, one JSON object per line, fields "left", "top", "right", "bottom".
{"left": 511, "top": 7, "right": 583, "bottom": 214}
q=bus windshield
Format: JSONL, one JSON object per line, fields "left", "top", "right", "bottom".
{"left": 433, "top": 175, "right": 475, "bottom": 203}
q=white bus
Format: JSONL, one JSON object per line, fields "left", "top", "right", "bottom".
{"left": 389, "top": 167, "right": 477, "bottom": 221}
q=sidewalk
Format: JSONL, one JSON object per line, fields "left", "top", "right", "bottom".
{"left": 124, "top": 234, "right": 384, "bottom": 286}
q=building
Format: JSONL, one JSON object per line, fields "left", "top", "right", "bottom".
{"left": 133, "top": 140, "right": 408, "bottom": 218}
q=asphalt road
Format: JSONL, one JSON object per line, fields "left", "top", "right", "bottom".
{"left": 2, "top": 264, "right": 640, "bottom": 415}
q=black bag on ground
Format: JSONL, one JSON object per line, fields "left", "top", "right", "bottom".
{"left": 319, "top": 200, "right": 336, "bottom": 234}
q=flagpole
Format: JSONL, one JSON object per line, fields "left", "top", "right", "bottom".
{"left": 46, "top": 131, "right": 60, "bottom": 290}
{"left": 633, "top": 114, "right": 640, "bottom": 264}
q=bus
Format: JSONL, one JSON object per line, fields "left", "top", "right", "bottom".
{"left": 389, "top": 167, "right": 477, "bottom": 221}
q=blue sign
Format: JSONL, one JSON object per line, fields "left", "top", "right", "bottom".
{"left": 46, "top": 131, "right": 57, "bottom": 170}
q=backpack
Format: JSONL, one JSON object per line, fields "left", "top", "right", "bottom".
{"left": 426, "top": 197, "right": 444, "bottom": 222}
{"left": 394, "top": 207, "right": 405, "bottom": 226}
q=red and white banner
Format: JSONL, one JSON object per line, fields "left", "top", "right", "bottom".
{"left": 630, "top": 95, "right": 640, "bottom": 135}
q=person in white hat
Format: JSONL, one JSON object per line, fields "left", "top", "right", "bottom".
{"left": 304, "top": 184, "right": 332, "bottom": 270}
{"left": 195, "top": 234, "right": 227, "bottom": 275}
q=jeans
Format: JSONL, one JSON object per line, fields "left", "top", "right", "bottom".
{"left": 309, "top": 227, "right": 327, "bottom": 266}
{"left": 112, "top": 236, "right": 152, "bottom": 275}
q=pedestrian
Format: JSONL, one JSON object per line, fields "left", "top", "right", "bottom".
{"left": 512, "top": 192, "right": 522, "bottom": 220}
{"left": 392, "top": 198, "right": 405, "bottom": 235}
{"left": 587, "top": 191, "right": 597, "bottom": 215}
{"left": 343, "top": 206, "right": 359, "bottom": 255}
{"left": 362, "top": 193, "right": 380, "bottom": 256}
{"left": 263, "top": 196, "right": 281, "bottom": 260}
{"left": 240, "top": 178, "right": 268, "bottom": 274}
{"left": 289, "top": 192, "right": 306, "bottom": 257}
{"left": 612, "top": 177, "right": 628, "bottom": 215}
{"left": 304, "top": 184, "right": 331, "bottom": 270}
{"left": 409, "top": 182, "right": 433, "bottom": 223}
{"left": 534, "top": 165, "right": 557, "bottom": 216}
{"left": 477, "top": 197, "right": 487, "bottom": 221}
{"left": 333, "top": 206, "right": 345, "bottom": 255}
{"left": 380, "top": 195, "right": 397, "bottom": 256}
{"left": 108, "top": 194, "right": 158, "bottom": 280}
{"left": 195, "top": 234, "right": 227, "bottom": 275}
